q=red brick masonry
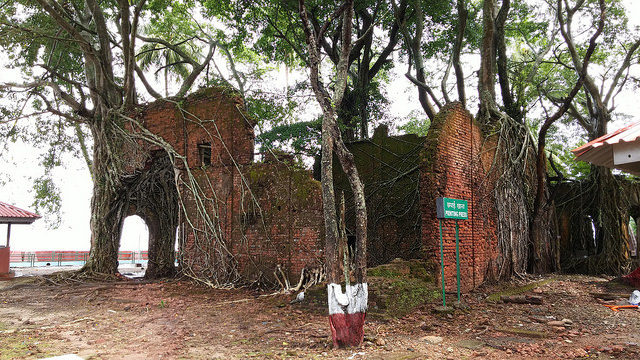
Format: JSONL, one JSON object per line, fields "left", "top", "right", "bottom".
{"left": 135, "top": 88, "right": 323, "bottom": 282}
{"left": 421, "top": 103, "right": 498, "bottom": 291}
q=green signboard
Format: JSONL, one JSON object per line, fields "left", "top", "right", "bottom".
{"left": 436, "top": 197, "right": 468, "bottom": 220}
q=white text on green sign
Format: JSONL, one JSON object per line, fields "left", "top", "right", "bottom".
{"left": 436, "top": 197, "right": 468, "bottom": 220}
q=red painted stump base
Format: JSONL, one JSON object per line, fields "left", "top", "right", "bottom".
{"left": 329, "top": 312, "right": 366, "bottom": 348}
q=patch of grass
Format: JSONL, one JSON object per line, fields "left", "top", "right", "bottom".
{"left": 369, "top": 260, "right": 439, "bottom": 318}
{"left": 367, "top": 266, "right": 404, "bottom": 278}
{"left": 367, "top": 259, "right": 433, "bottom": 281}
{"left": 232, "top": 338, "right": 251, "bottom": 345}
{"left": 486, "top": 278, "right": 554, "bottom": 303}
{"left": 454, "top": 339, "right": 485, "bottom": 350}
{"left": 382, "top": 279, "right": 439, "bottom": 318}
{"left": 245, "top": 350, "right": 276, "bottom": 358}
{"left": 0, "top": 334, "right": 54, "bottom": 360}
{"left": 407, "top": 260, "right": 433, "bottom": 281}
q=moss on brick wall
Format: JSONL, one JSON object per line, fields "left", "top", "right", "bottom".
{"left": 237, "top": 158, "right": 324, "bottom": 283}
{"left": 331, "top": 127, "right": 426, "bottom": 267}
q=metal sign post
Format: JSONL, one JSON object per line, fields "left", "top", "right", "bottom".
{"left": 455, "top": 219, "right": 461, "bottom": 302}
{"left": 438, "top": 218, "right": 446, "bottom": 308}
{"left": 435, "top": 197, "right": 468, "bottom": 307}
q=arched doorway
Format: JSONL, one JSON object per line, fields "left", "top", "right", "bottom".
{"left": 121, "top": 151, "right": 179, "bottom": 279}
{"left": 119, "top": 215, "right": 149, "bottom": 278}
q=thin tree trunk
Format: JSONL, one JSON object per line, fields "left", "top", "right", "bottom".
{"left": 453, "top": 0, "right": 467, "bottom": 107}
{"left": 495, "top": 0, "right": 522, "bottom": 122}
{"left": 478, "top": 0, "right": 497, "bottom": 117}
{"left": 299, "top": 0, "right": 368, "bottom": 347}
{"left": 143, "top": 210, "right": 178, "bottom": 278}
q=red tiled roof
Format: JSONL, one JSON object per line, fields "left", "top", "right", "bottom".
{"left": 0, "top": 201, "right": 41, "bottom": 224}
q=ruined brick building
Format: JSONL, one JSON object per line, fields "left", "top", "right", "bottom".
{"left": 130, "top": 88, "right": 499, "bottom": 289}
{"left": 129, "top": 88, "right": 324, "bottom": 283}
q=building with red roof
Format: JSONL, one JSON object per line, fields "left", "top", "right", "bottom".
{"left": 0, "top": 201, "right": 40, "bottom": 279}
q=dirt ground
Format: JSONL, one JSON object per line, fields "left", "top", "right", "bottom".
{"left": 1, "top": 273, "right": 639, "bottom": 359}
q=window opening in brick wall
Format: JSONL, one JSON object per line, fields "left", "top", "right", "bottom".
{"left": 198, "top": 142, "right": 212, "bottom": 166}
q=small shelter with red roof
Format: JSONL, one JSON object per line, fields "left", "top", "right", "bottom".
{"left": 0, "top": 201, "right": 40, "bottom": 279}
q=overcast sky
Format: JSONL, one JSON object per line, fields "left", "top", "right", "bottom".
{"left": 1, "top": 1, "right": 639, "bottom": 252}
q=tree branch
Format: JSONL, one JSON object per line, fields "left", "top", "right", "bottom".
{"left": 134, "top": 64, "right": 163, "bottom": 99}
{"left": 452, "top": 0, "right": 467, "bottom": 107}
{"left": 533, "top": 0, "right": 605, "bottom": 219}
{"left": 604, "top": 38, "right": 640, "bottom": 105}
{"left": 175, "top": 41, "right": 217, "bottom": 98}
{"left": 405, "top": 72, "right": 442, "bottom": 108}
{"left": 369, "top": 0, "right": 404, "bottom": 78}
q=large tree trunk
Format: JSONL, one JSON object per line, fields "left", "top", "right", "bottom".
{"left": 82, "top": 122, "right": 180, "bottom": 278}
{"left": 82, "top": 121, "right": 128, "bottom": 275}
{"left": 84, "top": 183, "right": 125, "bottom": 275}
{"left": 477, "top": 0, "right": 557, "bottom": 276}
{"left": 589, "top": 166, "right": 630, "bottom": 274}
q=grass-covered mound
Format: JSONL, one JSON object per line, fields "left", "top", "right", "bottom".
{"left": 299, "top": 259, "right": 439, "bottom": 319}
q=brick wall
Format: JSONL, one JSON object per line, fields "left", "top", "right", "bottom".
{"left": 237, "top": 160, "right": 324, "bottom": 281}
{"left": 133, "top": 88, "right": 324, "bottom": 283}
{"left": 421, "top": 102, "right": 498, "bottom": 291}
{"left": 136, "top": 87, "right": 255, "bottom": 168}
